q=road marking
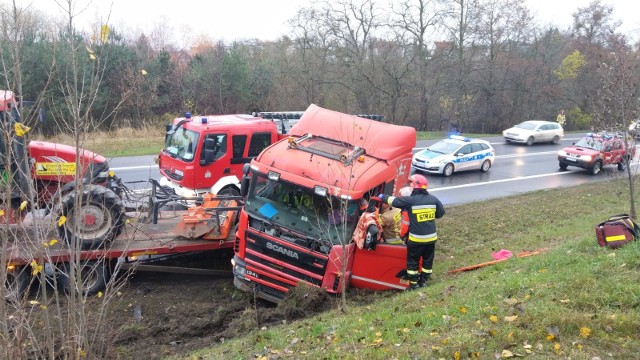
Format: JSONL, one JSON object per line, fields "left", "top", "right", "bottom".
{"left": 429, "top": 171, "right": 579, "bottom": 192}
{"left": 430, "top": 160, "right": 640, "bottom": 192}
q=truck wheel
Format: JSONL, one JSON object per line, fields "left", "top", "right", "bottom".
{"left": 57, "top": 185, "right": 124, "bottom": 250}
{"left": 59, "top": 260, "right": 110, "bottom": 296}
{"left": 218, "top": 186, "right": 240, "bottom": 197}
{"left": 559, "top": 162, "right": 568, "bottom": 170}
{"left": 589, "top": 161, "right": 602, "bottom": 175}
{"left": 4, "top": 265, "right": 31, "bottom": 301}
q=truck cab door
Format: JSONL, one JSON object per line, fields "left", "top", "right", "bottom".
{"left": 350, "top": 243, "right": 409, "bottom": 291}
{"left": 197, "top": 133, "right": 230, "bottom": 188}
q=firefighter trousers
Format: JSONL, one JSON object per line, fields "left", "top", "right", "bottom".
{"left": 406, "top": 240, "right": 436, "bottom": 281}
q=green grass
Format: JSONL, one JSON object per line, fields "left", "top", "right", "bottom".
{"left": 177, "top": 178, "right": 640, "bottom": 359}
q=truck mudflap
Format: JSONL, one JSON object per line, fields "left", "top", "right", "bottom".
{"left": 350, "top": 243, "right": 410, "bottom": 290}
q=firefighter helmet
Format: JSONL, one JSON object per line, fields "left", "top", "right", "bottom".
{"left": 408, "top": 174, "right": 428, "bottom": 189}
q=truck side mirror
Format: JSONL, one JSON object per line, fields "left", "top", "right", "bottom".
{"left": 240, "top": 163, "right": 251, "bottom": 197}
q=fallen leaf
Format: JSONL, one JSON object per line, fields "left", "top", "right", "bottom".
{"left": 459, "top": 306, "right": 468, "bottom": 314}
{"left": 504, "top": 315, "right": 518, "bottom": 322}
{"left": 501, "top": 349, "right": 514, "bottom": 358}
{"left": 489, "top": 315, "right": 498, "bottom": 323}
{"left": 504, "top": 298, "right": 519, "bottom": 305}
{"left": 579, "top": 326, "right": 591, "bottom": 338}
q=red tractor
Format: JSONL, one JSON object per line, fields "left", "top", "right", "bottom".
{"left": 0, "top": 90, "right": 124, "bottom": 249}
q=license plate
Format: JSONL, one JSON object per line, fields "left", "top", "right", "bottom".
{"left": 566, "top": 157, "right": 577, "bottom": 161}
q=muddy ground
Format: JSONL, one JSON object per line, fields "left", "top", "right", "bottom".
{"left": 101, "top": 250, "right": 359, "bottom": 359}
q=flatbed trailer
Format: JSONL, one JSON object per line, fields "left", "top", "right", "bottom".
{"left": 4, "top": 188, "right": 241, "bottom": 298}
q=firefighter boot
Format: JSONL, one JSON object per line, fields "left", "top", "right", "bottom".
{"left": 418, "top": 273, "right": 430, "bottom": 287}
{"left": 407, "top": 273, "right": 421, "bottom": 291}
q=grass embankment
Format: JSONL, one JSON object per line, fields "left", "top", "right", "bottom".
{"left": 182, "top": 179, "right": 640, "bottom": 359}
{"left": 47, "top": 126, "right": 165, "bottom": 158}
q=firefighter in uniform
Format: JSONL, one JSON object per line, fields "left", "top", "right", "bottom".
{"left": 379, "top": 174, "right": 445, "bottom": 290}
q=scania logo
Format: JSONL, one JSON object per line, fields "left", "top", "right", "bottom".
{"left": 266, "top": 242, "right": 299, "bottom": 260}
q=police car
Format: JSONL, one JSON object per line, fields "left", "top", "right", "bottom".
{"left": 412, "top": 135, "right": 496, "bottom": 176}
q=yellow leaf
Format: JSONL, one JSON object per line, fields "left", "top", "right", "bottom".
{"left": 440, "top": 339, "right": 449, "bottom": 345}
{"left": 504, "top": 298, "right": 519, "bottom": 305}
{"left": 553, "top": 342, "right": 561, "bottom": 353}
{"left": 89, "top": 54, "right": 97, "bottom": 61}
{"left": 489, "top": 315, "right": 498, "bottom": 323}
{"left": 19, "top": 201, "right": 28, "bottom": 210}
{"left": 454, "top": 351, "right": 461, "bottom": 360}
{"left": 141, "top": 69, "right": 148, "bottom": 76}
{"left": 507, "top": 332, "right": 514, "bottom": 341}
{"left": 29, "top": 300, "right": 40, "bottom": 305}
{"left": 579, "top": 326, "right": 591, "bottom": 338}
{"left": 538, "top": 268, "right": 546, "bottom": 273}
{"left": 402, "top": 328, "right": 410, "bottom": 333}
{"left": 0, "top": 209, "right": 5, "bottom": 216}
{"left": 375, "top": 332, "right": 381, "bottom": 337}
{"left": 546, "top": 334, "right": 555, "bottom": 341}
{"left": 14, "top": 122, "right": 31, "bottom": 137}
{"left": 373, "top": 338, "right": 383, "bottom": 344}
{"left": 39, "top": 305, "right": 48, "bottom": 310}
{"left": 49, "top": 239, "right": 58, "bottom": 246}
{"left": 504, "top": 315, "right": 518, "bottom": 322}
{"left": 431, "top": 345, "right": 441, "bottom": 351}
{"left": 42, "top": 242, "right": 49, "bottom": 247}
{"left": 100, "top": 24, "right": 110, "bottom": 43}
{"left": 58, "top": 216, "right": 67, "bottom": 227}
{"left": 97, "top": 291, "right": 103, "bottom": 298}
{"left": 559, "top": 299, "right": 570, "bottom": 303}
{"left": 470, "top": 352, "right": 480, "bottom": 358}
{"left": 501, "top": 349, "right": 514, "bottom": 358}
{"left": 488, "top": 329, "right": 497, "bottom": 336}
{"left": 459, "top": 306, "right": 468, "bottom": 314}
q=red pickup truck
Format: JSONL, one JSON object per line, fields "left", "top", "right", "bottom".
{"left": 557, "top": 133, "right": 636, "bottom": 175}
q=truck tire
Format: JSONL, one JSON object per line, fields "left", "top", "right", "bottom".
{"left": 4, "top": 265, "right": 31, "bottom": 301}
{"left": 589, "top": 160, "right": 602, "bottom": 175}
{"left": 559, "top": 162, "right": 568, "bottom": 170}
{"left": 618, "top": 156, "right": 628, "bottom": 171}
{"left": 59, "top": 260, "right": 110, "bottom": 296}
{"left": 57, "top": 185, "right": 124, "bottom": 250}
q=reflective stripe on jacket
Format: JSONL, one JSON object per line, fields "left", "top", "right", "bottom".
{"left": 381, "top": 191, "right": 445, "bottom": 243}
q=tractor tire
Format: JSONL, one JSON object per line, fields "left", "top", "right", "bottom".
{"left": 57, "top": 185, "right": 124, "bottom": 250}
{"left": 59, "top": 260, "right": 110, "bottom": 296}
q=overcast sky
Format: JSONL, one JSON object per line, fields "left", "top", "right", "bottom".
{"left": 24, "top": 0, "right": 640, "bottom": 46}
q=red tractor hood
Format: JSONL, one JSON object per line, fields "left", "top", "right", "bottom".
{"left": 28, "top": 141, "right": 109, "bottom": 183}
{"left": 28, "top": 141, "right": 107, "bottom": 164}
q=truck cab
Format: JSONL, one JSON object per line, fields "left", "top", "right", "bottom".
{"left": 231, "top": 105, "right": 416, "bottom": 303}
{"left": 158, "top": 113, "right": 283, "bottom": 198}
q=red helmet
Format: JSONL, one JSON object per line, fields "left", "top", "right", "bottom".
{"left": 408, "top": 174, "right": 428, "bottom": 190}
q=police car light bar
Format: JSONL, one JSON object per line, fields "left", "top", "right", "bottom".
{"left": 449, "top": 134, "right": 471, "bottom": 142}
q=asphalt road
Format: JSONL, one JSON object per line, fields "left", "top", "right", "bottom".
{"left": 108, "top": 132, "right": 635, "bottom": 206}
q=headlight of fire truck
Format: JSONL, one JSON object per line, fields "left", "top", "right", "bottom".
{"left": 581, "top": 155, "right": 592, "bottom": 162}
{"left": 557, "top": 150, "right": 567, "bottom": 157}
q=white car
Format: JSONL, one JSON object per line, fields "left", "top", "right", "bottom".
{"left": 503, "top": 120, "right": 564, "bottom": 145}
{"left": 412, "top": 135, "right": 495, "bottom": 177}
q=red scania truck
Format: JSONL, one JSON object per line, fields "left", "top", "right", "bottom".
{"left": 231, "top": 105, "right": 416, "bottom": 302}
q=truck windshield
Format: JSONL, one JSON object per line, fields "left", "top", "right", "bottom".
{"left": 244, "top": 172, "right": 359, "bottom": 245}
{"left": 164, "top": 127, "right": 199, "bottom": 161}
{"left": 574, "top": 137, "right": 603, "bottom": 151}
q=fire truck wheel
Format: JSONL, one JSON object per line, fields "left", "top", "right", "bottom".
{"left": 4, "top": 265, "right": 31, "bottom": 302}
{"left": 59, "top": 260, "right": 110, "bottom": 296}
{"left": 218, "top": 186, "right": 240, "bottom": 197}
{"left": 618, "top": 157, "right": 628, "bottom": 171}
{"left": 57, "top": 185, "right": 125, "bottom": 250}
{"left": 589, "top": 160, "right": 602, "bottom": 175}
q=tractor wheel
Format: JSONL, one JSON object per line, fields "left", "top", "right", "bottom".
{"left": 57, "top": 185, "right": 124, "bottom": 250}
{"left": 59, "top": 260, "right": 110, "bottom": 296}
{"left": 4, "top": 265, "right": 31, "bottom": 302}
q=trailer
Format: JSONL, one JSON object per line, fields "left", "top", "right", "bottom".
{"left": 4, "top": 180, "right": 241, "bottom": 299}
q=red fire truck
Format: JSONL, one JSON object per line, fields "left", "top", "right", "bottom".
{"left": 231, "top": 105, "right": 416, "bottom": 302}
{"left": 157, "top": 112, "right": 305, "bottom": 199}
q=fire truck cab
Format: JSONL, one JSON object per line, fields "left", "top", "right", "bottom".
{"left": 158, "top": 113, "right": 283, "bottom": 198}
{"left": 232, "top": 105, "right": 416, "bottom": 302}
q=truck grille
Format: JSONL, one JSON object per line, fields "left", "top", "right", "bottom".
{"left": 244, "top": 229, "right": 328, "bottom": 289}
